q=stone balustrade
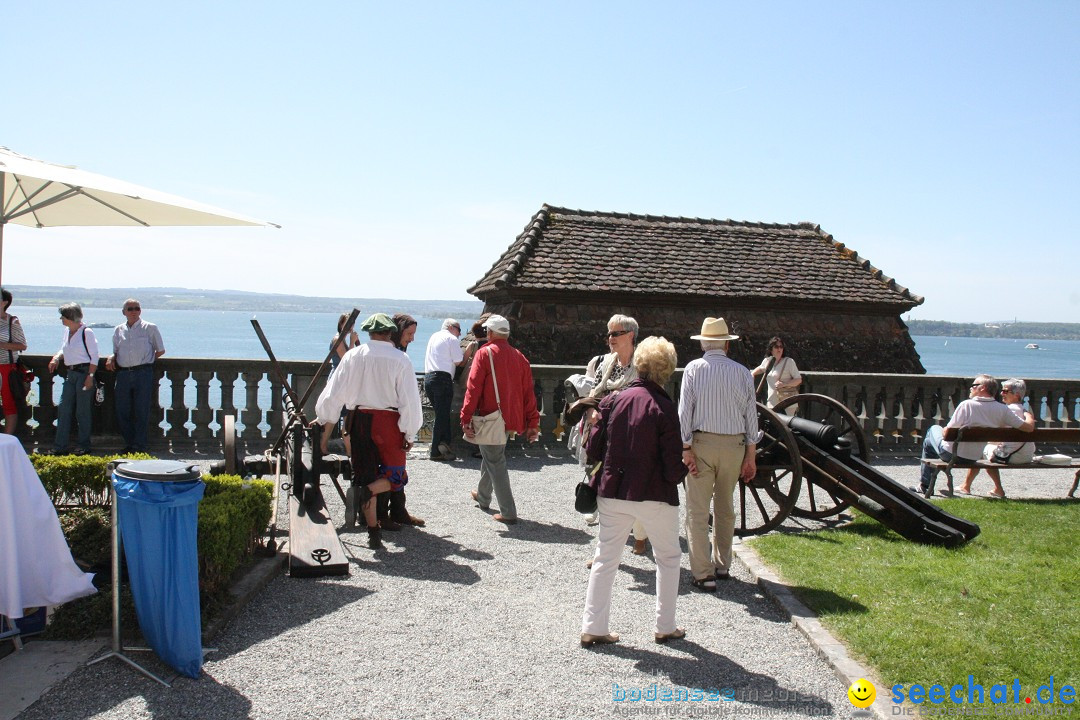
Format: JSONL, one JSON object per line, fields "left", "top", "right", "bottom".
{"left": 17, "top": 355, "right": 1080, "bottom": 456}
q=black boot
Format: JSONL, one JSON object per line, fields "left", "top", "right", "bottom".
{"left": 367, "top": 526, "right": 383, "bottom": 550}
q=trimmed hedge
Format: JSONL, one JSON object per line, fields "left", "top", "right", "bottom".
{"left": 44, "top": 470, "right": 274, "bottom": 639}
{"left": 30, "top": 452, "right": 154, "bottom": 506}
{"left": 198, "top": 474, "right": 274, "bottom": 597}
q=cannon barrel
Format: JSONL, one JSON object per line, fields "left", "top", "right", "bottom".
{"left": 782, "top": 415, "right": 839, "bottom": 450}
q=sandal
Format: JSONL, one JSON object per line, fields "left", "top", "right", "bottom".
{"left": 691, "top": 576, "right": 717, "bottom": 592}
{"left": 988, "top": 490, "right": 1006, "bottom": 499}
{"left": 655, "top": 628, "right": 686, "bottom": 644}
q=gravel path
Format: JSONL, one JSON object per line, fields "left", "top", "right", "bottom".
{"left": 20, "top": 443, "right": 1076, "bottom": 719}
{"left": 19, "top": 442, "right": 880, "bottom": 720}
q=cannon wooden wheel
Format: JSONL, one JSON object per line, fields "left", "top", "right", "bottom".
{"left": 734, "top": 403, "right": 803, "bottom": 537}
{"left": 772, "top": 393, "right": 868, "bottom": 519}
{"left": 223, "top": 414, "right": 238, "bottom": 475}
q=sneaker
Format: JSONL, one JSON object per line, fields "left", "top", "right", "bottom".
{"left": 437, "top": 442, "right": 457, "bottom": 461}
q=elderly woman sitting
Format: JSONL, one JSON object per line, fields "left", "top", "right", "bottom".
{"left": 959, "top": 377, "right": 1035, "bottom": 499}
{"left": 580, "top": 336, "right": 687, "bottom": 648}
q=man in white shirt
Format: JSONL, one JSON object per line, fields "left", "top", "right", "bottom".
{"left": 316, "top": 313, "right": 423, "bottom": 549}
{"left": 423, "top": 318, "right": 475, "bottom": 461}
{"left": 678, "top": 317, "right": 760, "bottom": 592}
{"left": 915, "top": 374, "right": 1035, "bottom": 495}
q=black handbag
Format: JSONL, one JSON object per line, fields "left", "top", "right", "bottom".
{"left": 574, "top": 462, "right": 601, "bottom": 514}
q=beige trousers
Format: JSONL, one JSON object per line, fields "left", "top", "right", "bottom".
{"left": 684, "top": 432, "right": 744, "bottom": 579}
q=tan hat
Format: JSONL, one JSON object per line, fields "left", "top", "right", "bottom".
{"left": 690, "top": 317, "right": 739, "bottom": 341}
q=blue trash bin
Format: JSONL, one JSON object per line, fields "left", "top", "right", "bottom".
{"left": 112, "top": 460, "right": 205, "bottom": 678}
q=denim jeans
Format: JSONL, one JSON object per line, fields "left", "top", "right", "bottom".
{"left": 919, "top": 425, "right": 953, "bottom": 490}
{"left": 114, "top": 365, "right": 155, "bottom": 450}
{"left": 54, "top": 367, "right": 93, "bottom": 452}
{"left": 424, "top": 371, "right": 454, "bottom": 457}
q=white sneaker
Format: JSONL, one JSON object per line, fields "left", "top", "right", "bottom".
{"left": 584, "top": 511, "right": 599, "bottom": 526}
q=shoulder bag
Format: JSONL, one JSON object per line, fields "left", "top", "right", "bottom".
{"left": 775, "top": 357, "right": 800, "bottom": 403}
{"left": 465, "top": 348, "right": 507, "bottom": 445}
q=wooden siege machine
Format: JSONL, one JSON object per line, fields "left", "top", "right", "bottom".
{"left": 217, "top": 310, "right": 361, "bottom": 578}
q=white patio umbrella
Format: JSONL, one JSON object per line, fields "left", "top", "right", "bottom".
{"left": 0, "top": 146, "right": 279, "bottom": 286}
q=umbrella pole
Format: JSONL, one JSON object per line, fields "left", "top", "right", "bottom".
{"left": 1, "top": 168, "right": 6, "bottom": 287}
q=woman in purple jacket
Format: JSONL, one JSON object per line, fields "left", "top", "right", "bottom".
{"left": 580, "top": 336, "right": 688, "bottom": 648}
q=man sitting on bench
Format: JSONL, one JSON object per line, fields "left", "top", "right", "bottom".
{"left": 958, "top": 377, "right": 1036, "bottom": 498}
{"left": 914, "top": 374, "right": 1035, "bottom": 496}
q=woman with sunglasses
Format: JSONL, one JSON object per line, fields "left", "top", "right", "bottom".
{"left": 751, "top": 336, "right": 801, "bottom": 416}
{"left": 580, "top": 315, "right": 650, "bottom": 555}
{"left": 958, "top": 377, "right": 1035, "bottom": 499}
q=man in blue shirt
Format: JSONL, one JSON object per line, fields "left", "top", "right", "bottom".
{"left": 106, "top": 299, "right": 165, "bottom": 452}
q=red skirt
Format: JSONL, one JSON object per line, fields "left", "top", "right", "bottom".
{"left": 350, "top": 408, "right": 409, "bottom": 490}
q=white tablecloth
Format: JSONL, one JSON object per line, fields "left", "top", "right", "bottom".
{"left": 0, "top": 435, "right": 97, "bottom": 619}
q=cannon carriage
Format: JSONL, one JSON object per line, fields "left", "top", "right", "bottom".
{"left": 738, "top": 393, "right": 979, "bottom": 547}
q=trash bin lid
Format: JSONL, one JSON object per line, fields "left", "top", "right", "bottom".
{"left": 112, "top": 460, "right": 202, "bottom": 482}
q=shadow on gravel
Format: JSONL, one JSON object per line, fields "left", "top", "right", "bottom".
{"left": 21, "top": 654, "right": 255, "bottom": 720}
{"left": 342, "top": 531, "right": 493, "bottom": 585}
{"left": 211, "top": 580, "right": 374, "bottom": 660}
{"left": 601, "top": 639, "right": 838, "bottom": 714}
{"left": 613, "top": 565, "right": 794, "bottom": 625}
{"left": 494, "top": 518, "right": 594, "bottom": 545}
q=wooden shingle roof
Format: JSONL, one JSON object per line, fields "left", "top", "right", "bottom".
{"left": 468, "top": 205, "right": 924, "bottom": 309}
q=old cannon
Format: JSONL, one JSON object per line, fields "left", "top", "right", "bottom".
{"left": 737, "top": 393, "right": 979, "bottom": 547}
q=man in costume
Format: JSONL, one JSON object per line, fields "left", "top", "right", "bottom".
{"left": 316, "top": 313, "right": 423, "bottom": 549}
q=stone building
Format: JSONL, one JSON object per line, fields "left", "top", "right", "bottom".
{"left": 467, "top": 205, "right": 925, "bottom": 373}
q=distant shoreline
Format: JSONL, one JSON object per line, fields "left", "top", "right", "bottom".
{"left": 906, "top": 319, "right": 1080, "bottom": 341}
{"left": 6, "top": 284, "right": 484, "bottom": 319}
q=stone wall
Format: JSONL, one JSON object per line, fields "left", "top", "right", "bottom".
{"left": 479, "top": 300, "right": 925, "bottom": 373}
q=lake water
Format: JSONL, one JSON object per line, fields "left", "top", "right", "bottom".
{"left": 10, "top": 305, "right": 1080, "bottom": 379}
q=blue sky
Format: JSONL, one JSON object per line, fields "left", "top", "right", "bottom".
{"left": 4, "top": 1, "right": 1077, "bottom": 322}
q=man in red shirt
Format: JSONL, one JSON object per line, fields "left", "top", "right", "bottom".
{"left": 461, "top": 315, "right": 540, "bottom": 523}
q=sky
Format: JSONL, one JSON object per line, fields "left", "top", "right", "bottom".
{"left": 3, "top": 1, "right": 1078, "bottom": 323}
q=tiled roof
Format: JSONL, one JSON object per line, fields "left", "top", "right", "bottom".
{"left": 468, "top": 205, "right": 924, "bottom": 308}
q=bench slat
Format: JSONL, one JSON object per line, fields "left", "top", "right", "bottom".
{"left": 941, "top": 427, "right": 1080, "bottom": 443}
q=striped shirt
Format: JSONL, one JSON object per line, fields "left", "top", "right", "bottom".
{"left": 678, "top": 349, "right": 761, "bottom": 446}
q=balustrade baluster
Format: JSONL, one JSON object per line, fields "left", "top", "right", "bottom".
{"left": 167, "top": 368, "right": 188, "bottom": 443}
{"left": 241, "top": 371, "right": 263, "bottom": 440}
{"left": 189, "top": 371, "right": 215, "bottom": 440}
{"left": 537, "top": 376, "right": 559, "bottom": 441}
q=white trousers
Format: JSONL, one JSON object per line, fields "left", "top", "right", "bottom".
{"left": 581, "top": 497, "right": 681, "bottom": 636}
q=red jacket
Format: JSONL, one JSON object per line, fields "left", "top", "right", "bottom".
{"left": 460, "top": 338, "right": 540, "bottom": 434}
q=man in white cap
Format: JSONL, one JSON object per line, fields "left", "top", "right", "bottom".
{"left": 677, "top": 317, "right": 760, "bottom": 591}
{"left": 316, "top": 312, "right": 423, "bottom": 549}
{"left": 460, "top": 314, "right": 540, "bottom": 524}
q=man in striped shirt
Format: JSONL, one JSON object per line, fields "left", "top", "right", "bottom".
{"left": 678, "top": 317, "right": 761, "bottom": 591}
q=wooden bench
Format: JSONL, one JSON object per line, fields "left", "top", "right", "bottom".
{"left": 923, "top": 427, "right": 1080, "bottom": 498}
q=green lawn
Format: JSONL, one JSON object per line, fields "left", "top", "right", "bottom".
{"left": 748, "top": 499, "right": 1079, "bottom": 701}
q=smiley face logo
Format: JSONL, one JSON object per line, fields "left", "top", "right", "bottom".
{"left": 848, "top": 678, "right": 876, "bottom": 708}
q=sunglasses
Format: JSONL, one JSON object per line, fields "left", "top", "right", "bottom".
{"left": 125, "top": 306, "right": 141, "bottom": 312}
{"left": 607, "top": 330, "right": 631, "bottom": 338}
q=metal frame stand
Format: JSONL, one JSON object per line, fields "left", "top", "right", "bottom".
{"left": 87, "top": 484, "right": 171, "bottom": 686}
{"left": 1, "top": 614, "right": 23, "bottom": 651}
